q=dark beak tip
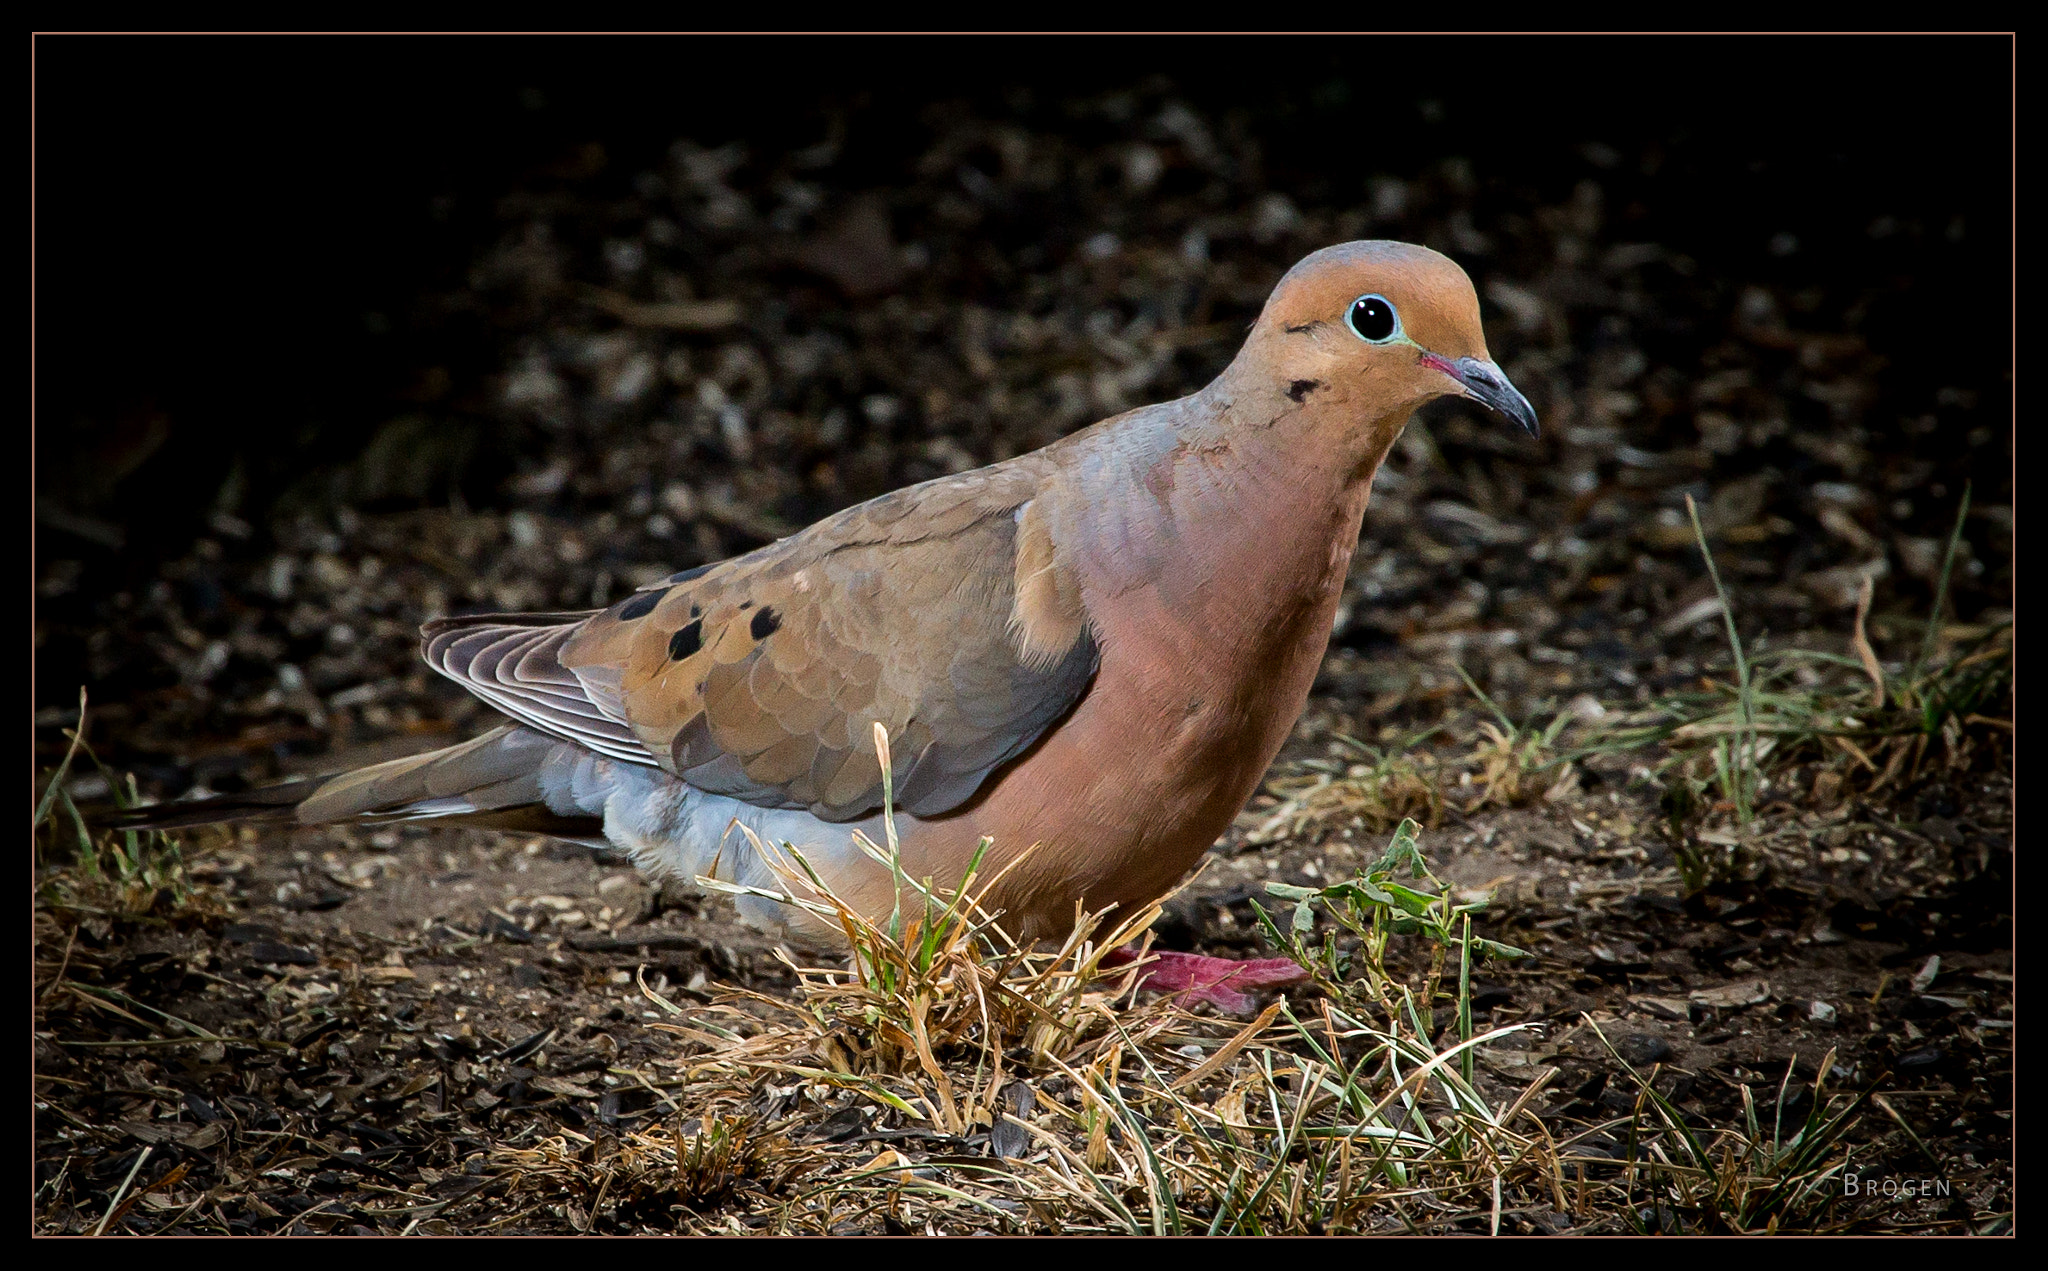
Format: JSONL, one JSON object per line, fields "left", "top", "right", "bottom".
{"left": 1458, "top": 356, "right": 1540, "bottom": 435}
{"left": 1451, "top": 356, "right": 1539, "bottom": 439}
{"left": 1485, "top": 394, "right": 1540, "bottom": 437}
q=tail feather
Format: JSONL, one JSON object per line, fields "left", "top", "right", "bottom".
{"left": 98, "top": 781, "right": 315, "bottom": 831}
{"left": 294, "top": 726, "right": 551, "bottom": 821}
{"left": 98, "top": 726, "right": 600, "bottom": 840}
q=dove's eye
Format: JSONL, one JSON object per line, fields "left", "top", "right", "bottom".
{"left": 1345, "top": 294, "right": 1401, "bottom": 343}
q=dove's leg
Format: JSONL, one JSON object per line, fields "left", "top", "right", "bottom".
{"left": 1101, "top": 947, "right": 1308, "bottom": 1014}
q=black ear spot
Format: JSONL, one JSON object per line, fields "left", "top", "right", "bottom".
{"left": 1287, "top": 379, "right": 1324, "bottom": 402}
{"left": 616, "top": 587, "right": 669, "bottom": 621}
{"left": 750, "top": 606, "right": 782, "bottom": 639}
{"left": 664, "top": 563, "right": 713, "bottom": 585}
{"left": 668, "top": 620, "right": 704, "bottom": 660}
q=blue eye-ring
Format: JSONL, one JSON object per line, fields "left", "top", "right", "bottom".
{"left": 1345, "top": 293, "right": 1401, "bottom": 343}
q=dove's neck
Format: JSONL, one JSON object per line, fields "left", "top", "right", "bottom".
{"left": 1091, "top": 385, "right": 1405, "bottom": 592}
{"left": 1154, "top": 411, "right": 1388, "bottom": 640}
{"left": 1067, "top": 385, "right": 1411, "bottom": 697}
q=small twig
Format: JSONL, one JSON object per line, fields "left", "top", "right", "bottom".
{"left": 1169, "top": 1001, "right": 1282, "bottom": 1092}
{"left": 145, "top": 1191, "right": 211, "bottom": 1236}
{"left": 1872, "top": 1095, "right": 1943, "bottom": 1171}
{"left": 1850, "top": 573, "right": 1886, "bottom": 710}
{"left": 636, "top": 965, "right": 686, "bottom": 1017}
{"left": 282, "top": 1198, "right": 343, "bottom": 1236}
{"left": 622, "top": 1066, "right": 686, "bottom": 1115}
{"left": 92, "top": 1145, "right": 151, "bottom": 1236}
{"left": 1500, "top": 1065, "right": 1560, "bottom": 1128}
{"left": 576, "top": 1168, "right": 615, "bottom": 1233}
{"left": 39, "top": 924, "right": 77, "bottom": 1002}
{"left": 580, "top": 284, "right": 741, "bottom": 331}
{"left": 63, "top": 981, "right": 224, "bottom": 1041}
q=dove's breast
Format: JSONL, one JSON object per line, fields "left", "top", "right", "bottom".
{"left": 892, "top": 430, "right": 1377, "bottom": 940}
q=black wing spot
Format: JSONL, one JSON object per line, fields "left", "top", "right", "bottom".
{"left": 1287, "top": 379, "right": 1324, "bottom": 402}
{"left": 750, "top": 606, "right": 782, "bottom": 639}
{"left": 616, "top": 587, "right": 669, "bottom": 621}
{"left": 665, "top": 563, "right": 713, "bottom": 585}
{"left": 690, "top": 603, "right": 702, "bottom": 618}
{"left": 738, "top": 600, "right": 754, "bottom": 610}
{"left": 668, "top": 620, "right": 704, "bottom": 661}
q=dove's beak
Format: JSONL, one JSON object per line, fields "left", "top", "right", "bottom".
{"left": 1442, "top": 356, "right": 1539, "bottom": 437}
{"left": 1446, "top": 356, "right": 1539, "bottom": 437}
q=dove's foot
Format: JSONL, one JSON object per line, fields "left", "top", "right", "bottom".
{"left": 1102, "top": 947, "right": 1309, "bottom": 1013}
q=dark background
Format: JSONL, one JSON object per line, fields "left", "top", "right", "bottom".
{"left": 35, "top": 34, "right": 2013, "bottom": 749}
{"left": 37, "top": 37, "right": 2011, "bottom": 540}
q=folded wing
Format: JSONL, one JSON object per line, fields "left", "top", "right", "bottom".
{"left": 426, "top": 463, "right": 1097, "bottom": 824}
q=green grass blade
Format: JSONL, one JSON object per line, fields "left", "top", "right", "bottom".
{"left": 1914, "top": 482, "right": 1973, "bottom": 677}
{"left": 1685, "top": 494, "right": 1756, "bottom": 824}
{"left": 33, "top": 689, "right": 89, "bottom": 832}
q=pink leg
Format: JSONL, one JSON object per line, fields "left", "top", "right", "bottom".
{"left": 1101, "top": 947, "right": 1309, "bottom": 1014}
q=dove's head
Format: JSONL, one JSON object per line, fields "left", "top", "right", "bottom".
{"left": 1235, "top": 240, "right": 1537, "bottom": 447}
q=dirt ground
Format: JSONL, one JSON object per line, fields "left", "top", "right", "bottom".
{"left": 35, "top": 55, "right": 2012, "bottom": 1235}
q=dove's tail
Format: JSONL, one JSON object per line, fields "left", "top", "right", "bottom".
{"left": 97, "top": 725, "right": 605, "bottom": 840}
{"left": 100, "top": 723, "right": 879, "bottom": 946}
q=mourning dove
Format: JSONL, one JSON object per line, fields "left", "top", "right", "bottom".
{"left": 113, "top": 240, "right": 1536, "bottom": 1007}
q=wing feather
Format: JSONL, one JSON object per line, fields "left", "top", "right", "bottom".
{"left": 421, "top": 462, "right": 1095, "bottom": 822}
{"left": 557, "top": 460, "right": 1097, "bottom": 822}
{"left": 422, "top": 616, "right": 657, "bottom": 767}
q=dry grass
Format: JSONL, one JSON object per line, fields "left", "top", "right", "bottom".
{"left": 454, "top": 926, "right": 1900, "bottom": 1234}
{"left": 1244, "top": 713, "right": 1571, "bottom": 853}
{"left": 429, "top": 744, "right": 1584, "bottom": 1235}
{"left": 34, "top": 690, "right": 2007, "bottom": 1235}
{"left": 446, "top": 792, "right": 1895, "bottom": 1236}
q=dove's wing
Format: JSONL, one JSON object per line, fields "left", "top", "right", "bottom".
{"left": 424, "top": 462, "right": 1097, "bottom": 824}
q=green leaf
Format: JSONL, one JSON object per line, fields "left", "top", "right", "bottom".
{"left": 1353, "top": 880, "right": 1397, "bottom": 905}
{"left": 1291, "top": 899, "right": 1315, "bottom": 936}
{"left": 1469, "top": 938, "right": 1533, "bottom": 960}
{"left": 1540, "top": 709, "right": 1574, "bottom": 746}
{"left": 1369, "top": 818, "right": 1425, "bottom": 878}
{"left": 1315, "top": 879, "right": 1394, "bottom": 907}
{"left": 1263, "top": 881, "right": 1321, "bottom": 901}
{"left": 1378, "top": 883, "right": 1437, "bottom": 917}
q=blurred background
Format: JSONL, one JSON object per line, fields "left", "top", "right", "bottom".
{"left": 35, "top": 35, "right": 2012, "bottom": 791}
